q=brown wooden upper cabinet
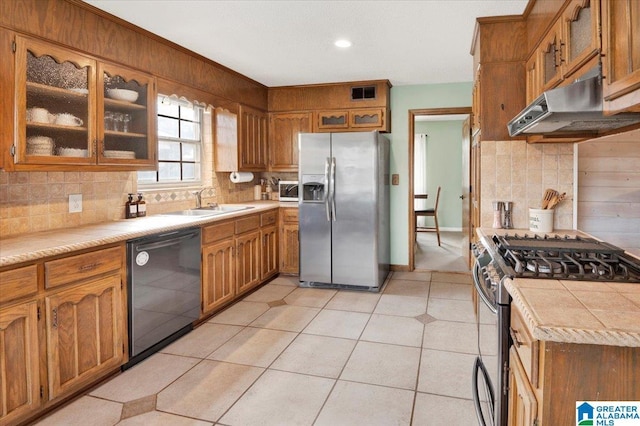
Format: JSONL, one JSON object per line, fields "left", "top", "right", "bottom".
{"left": 601, "top": 0, "right": 640, "bottom": 114}
{"left": 315, "top": 107, "right": 388, "bottom": 132}
{"left": 471, "top": 18, "right": 527, "bottom": 141}
{"left": 13, "top": 35, "right": 156, "bottom": 171}
{"left": 268, "top": 112, "right": 312, "bottom": 172}
{"left": 216, "top": 105, "right": 267, "bottom": 172}
{"left": 528, "top": 0, "right": 600, "bottom": 100}
{"left": 238, "top": 105, "right": 268, "bottom": 171}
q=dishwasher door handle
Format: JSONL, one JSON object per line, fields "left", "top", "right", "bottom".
{"left": 135, "top": 231, "right": 199, "bottom": 252}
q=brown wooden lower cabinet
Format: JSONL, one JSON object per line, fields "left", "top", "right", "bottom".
{"left": 201, "top": 238, "right": 235, "bottom": 314}
{"left": 45, "top": 274, "right": 124, "bottom": 400}
{"left": 0, "top": 244, "right": 126, "bottom": 426}
{"left": 261, "top": 225, "right": 278, "bottom": 280}
{"left": 279, "top": 207, "right": 299, "bottom": 275}
{"left": 235, "top": 230, "right": 261, "bottom": 296}
{"left": 0, "top": 300, "right": 41, "bottom": 425}
{"left": 509, "top": 305, "right": 640, "bottom": 425}
{"left": 201, "top": 209, "right": 280, "bottom": 316}
{"left": 508, "top": 347, "right": 538, "bottom": 426}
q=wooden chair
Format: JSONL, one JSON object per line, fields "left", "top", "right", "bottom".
{"left": 415, "top": 186, "right": 441, "bottom": 246}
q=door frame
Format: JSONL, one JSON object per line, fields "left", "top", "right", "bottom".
{"left": 408, "top": 107, "right": 472, "bottom": 271}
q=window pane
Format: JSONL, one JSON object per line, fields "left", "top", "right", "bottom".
{"left": 158, "top": 116, "right": 179, "bottom": 138}
{"left": 158, "top": 162, "right": 181, "bottom": 181}
{"left": 137, "top": 170, "right": 157, "bottom": 183}
{"left": 182, "top": 143, "right": 199, "bottom": 161}
{"left": 158, "top": 141, "right": 181, "bottom": 161}
{"left": 183, "top": 163, "right": 198, "bottom": 180}
{"left": 157, "top": 101, "right": 179, "bottom": 117}
{"left": 180, "top": 121, "right": 199, "bottom": 140}
{"left": 180, "top": 107, "right": 196, "bottom": 121}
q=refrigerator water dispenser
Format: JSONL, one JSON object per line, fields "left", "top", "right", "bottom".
{"left": 302, "top": 174, "right": 325, "bottom": 202}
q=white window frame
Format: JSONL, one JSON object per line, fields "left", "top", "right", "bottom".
{"left": 137, "top": 95, "right": 203, "bottom": 189}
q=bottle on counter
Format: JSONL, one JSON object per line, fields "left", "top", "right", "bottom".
{"left": 136, "top": 193, "right": 147, "bottom": 217}
{"left": 125, "top": 193, "right": 137, "bottom": 219}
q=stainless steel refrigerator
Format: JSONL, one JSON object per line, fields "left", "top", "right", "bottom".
{"left": 298, "top": 131, "right": 390, "bottom": 291}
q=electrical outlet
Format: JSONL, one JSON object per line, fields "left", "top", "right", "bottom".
{"left": 392, "top": 174, "right": 399, "bottom": 185}
{"left": 69, "top": 194, "right": 82, "bottom": 213}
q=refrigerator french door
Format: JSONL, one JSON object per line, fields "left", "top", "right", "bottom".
{"left": 298, "top": 131, "right": 389, "bottom": 291}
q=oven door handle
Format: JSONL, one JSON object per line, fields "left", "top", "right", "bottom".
{"left": 473, "top": 261, "right": 498, "bottom": 315}
{"left": 473, "top": 356, "right": 496, "bottom": 426}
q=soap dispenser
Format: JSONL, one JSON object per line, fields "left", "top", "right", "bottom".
{"left": 125, "top": 193, "right": 137, "bottom": 219}
{"left": 136, "top": 193, "right": 147, "bottom": 217}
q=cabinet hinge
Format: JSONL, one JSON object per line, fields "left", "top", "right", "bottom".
{"left": 533, "top": 419, "right": 539, "bottom": 426}
{"left": 123, "top": 343, "right": 125, "bottom": 354}
{"left": 10, "top": 145, "right": 15, "bottom": 157}
{"left": 40, "top": 386, "right": 44, "bottom": 399}
{"left": 11, "top": 40, "right": 16, "bottom": 53}
{"left": 37, "top": 306, "right": 41, "bottom": 321}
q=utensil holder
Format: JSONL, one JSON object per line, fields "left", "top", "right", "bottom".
{"left": 529, "top": 208, "right": 554, "bottom": 233}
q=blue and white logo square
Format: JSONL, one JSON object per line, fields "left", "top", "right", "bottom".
{"left": 577, "top": 401, "right": 640, "bottom": 425}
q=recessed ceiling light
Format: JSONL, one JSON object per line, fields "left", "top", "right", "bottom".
{"left": 335, "top": 39, "right": 352, "bottom": 48}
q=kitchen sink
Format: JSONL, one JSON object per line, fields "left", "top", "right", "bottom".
{"left": 161, "top": 205, "right": 254, "bottom": 217}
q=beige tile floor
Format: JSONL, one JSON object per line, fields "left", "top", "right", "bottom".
{"left": 36, "top": 271, "right": 479, "bottom": 426}
{"left": 415, "top": 231, "right": 470, "bottom": 273}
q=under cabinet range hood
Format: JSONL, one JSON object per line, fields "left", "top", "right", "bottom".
{"left": 507, "top": 68, "right": 640, "bottom": 137}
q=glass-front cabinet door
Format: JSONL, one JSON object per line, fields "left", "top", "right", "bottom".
{"left": 15, "top": 36, "right": 96, "bottom": 166}
{"left": 98, "top": 63, "right": 156, "bottom": 168}
{"left": 14, "top": 36, "right": 156, "bottom": 170}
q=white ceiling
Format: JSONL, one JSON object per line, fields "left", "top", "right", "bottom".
{"left": 84, "top": 0, "right": 528, "bottom": 88}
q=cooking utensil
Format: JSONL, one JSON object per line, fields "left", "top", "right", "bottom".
{"left": 541, "top": 188, "right": 558, "bottom": 209}
{"left": 547, "top": 192, "right": 566, "bottom": 210}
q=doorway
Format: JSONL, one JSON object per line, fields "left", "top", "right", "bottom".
{"left": 408, "top": 107, "right": 472, "bottom": 272}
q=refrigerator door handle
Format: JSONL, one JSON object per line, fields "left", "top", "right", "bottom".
{"left": 330, "top": 157, "right": 337, "bottom": 221}
{"left": 325, "top": 157, "right": 331, "bottom": 221}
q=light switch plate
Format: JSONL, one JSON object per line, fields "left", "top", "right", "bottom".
{"left": 69, "top": 194, "right": 82, "bottom": 213}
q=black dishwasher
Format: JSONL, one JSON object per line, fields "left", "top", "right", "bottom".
{"left": 125, "top": 227, "right": 201, "bottom": 368}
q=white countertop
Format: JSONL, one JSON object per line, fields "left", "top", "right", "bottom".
{"left": 0, "top": 201, "right": 283, "bottom": 268}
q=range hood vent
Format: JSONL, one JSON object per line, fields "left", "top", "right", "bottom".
{"left": 507, "top": 68, "right": 640, "bottom": 137}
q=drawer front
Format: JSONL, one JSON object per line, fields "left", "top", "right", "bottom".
{"left": 235, "top": 214, "right": 260, "bottom": 234}
{"left": 0, "top": 264, "right": 38, "bottom": 304}
{"left": 510, "top": 307, "right": 539, "bottom": 387}
{"left": 203, "top": 220, "right": 235, "bottom": 244}
{"left": 281, "top": 208, "right": 298, "bottom": 223}
{"left": 261, "top": 210, "right": 278, "bottom": 227}
{"left": 45, "top": 246, "right": 123, "bottom": 289}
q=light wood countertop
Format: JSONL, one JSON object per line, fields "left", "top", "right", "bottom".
{"left": 477, "top": 227, "right": 640, "bottom": 347}
{"left": 0, "top": 201, "right": 283, "bottom": 268}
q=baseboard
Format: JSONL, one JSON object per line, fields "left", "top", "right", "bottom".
{"left": 390, "top": 264, "right": 411, "bottom": 272}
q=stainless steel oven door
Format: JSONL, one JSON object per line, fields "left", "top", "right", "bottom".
{"left": 472, "top": 258, "right": 499, "bottom": 426}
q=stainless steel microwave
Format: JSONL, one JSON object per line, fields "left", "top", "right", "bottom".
{"left": 278, "top": 181, "right": 299, "bottom": 202}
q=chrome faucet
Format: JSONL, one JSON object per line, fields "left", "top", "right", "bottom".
{"left": 191, "top": 188, "right": 208, "bottom": 208}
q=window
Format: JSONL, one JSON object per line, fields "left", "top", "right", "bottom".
{"left": 138, "top": 95, "right": 202, "bottom": 186}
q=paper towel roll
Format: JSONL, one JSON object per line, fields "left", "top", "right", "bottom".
{"left": 229, "top": 172, "right": 254, "bottom": 183}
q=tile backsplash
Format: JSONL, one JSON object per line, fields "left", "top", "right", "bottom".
{"left": 480, "top": 140, "right": 574, "bottom": 230}
{"left": 0, "top": 170, "right": 257, "bottom": 238}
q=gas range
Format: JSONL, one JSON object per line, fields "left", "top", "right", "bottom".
{"left": 492, "top": 233, "right": 640, "bottom": 283}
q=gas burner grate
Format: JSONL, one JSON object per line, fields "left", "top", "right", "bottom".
{"left": 493, "top": 234, "right": 640, "bottom": 282}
